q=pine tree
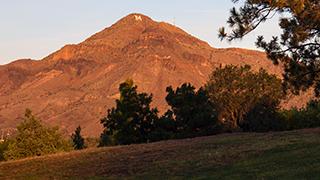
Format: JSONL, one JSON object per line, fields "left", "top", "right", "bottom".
{"left": 220, "top": 0, "right": 320, "bottom": 95}
{"left": 71, "top": 126, "right": 86, "bottom": 150}
{"left": 99, "top": 79, "right": 159, "bottom": 146}
{"left": 164, "top": 83, "right": 219, "bottom": 137}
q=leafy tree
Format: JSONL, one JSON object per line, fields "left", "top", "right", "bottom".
{"left": 205, "top": 65, "right": 283, "bottom": 130}
{"left": 164, "top": 83, "right": 220, "bottom": 137}
{"left": 99, "top": 80, "right": 159, "bottom": 146}
{"left": 220, "top": 0, "right": 320, "bottom": 95}
{"left": 71, "top": 126, "right": 86, "bottom": 150}
{"left": 4, "top": 109, "right": 71, "bottom": 160}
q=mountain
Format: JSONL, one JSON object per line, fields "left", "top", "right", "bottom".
{"left": 0, "top": 14, "right": 312, "bottom": 136}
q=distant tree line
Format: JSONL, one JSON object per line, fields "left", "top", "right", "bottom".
{"left": 1, "top": 65, "right": 320, "bottom": 161}
{"left": 99, "top": 80, "right": 220, "bottom": 146}
{"left": 99, "top": 65, "right": 320, "bottom": 146}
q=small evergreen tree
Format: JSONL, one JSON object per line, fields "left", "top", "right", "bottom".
{"left": 71, "top": 126, "right": 86, "bottom": 150}
{"left": 99, "top": 80, "right": 159, "bottom": 146}
{"left": 4, "top": 109, "right": 71, "bottom": 160}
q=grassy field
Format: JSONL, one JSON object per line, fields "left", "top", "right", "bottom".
{"left": 0, "top": 128, "right": 319, "bottom": 179}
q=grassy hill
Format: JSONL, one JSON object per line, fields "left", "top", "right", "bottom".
{"left": 0, "top": 128, "right": 320, "bottom": 179}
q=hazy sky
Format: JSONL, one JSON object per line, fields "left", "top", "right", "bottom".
{"left": 0, "top": 0, "right": 281, "bottom": 65}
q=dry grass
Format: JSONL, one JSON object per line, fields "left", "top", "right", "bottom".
{"left": 0, "top": 128, "right": 320, "bottom": 179}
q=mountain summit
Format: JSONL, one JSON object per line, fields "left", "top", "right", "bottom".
{"left": 45, "top": 13, "right": 212, "bottom": 63}
{"left": 0, "top": 14, "right": 309, "bottom": 136}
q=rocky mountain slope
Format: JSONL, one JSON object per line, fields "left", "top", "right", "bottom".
{"left": 0, "top": 14, "right": 312, "bottom": 136}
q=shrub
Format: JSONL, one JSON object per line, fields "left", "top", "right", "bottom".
{"left": 0, "top": 140, "right": 9, "bottom": 161}
{"left": 241, "top": 98, "right": 287, "bottom": 132}
{"left": 282, "top": 100, "right": 320, "bottom": 130}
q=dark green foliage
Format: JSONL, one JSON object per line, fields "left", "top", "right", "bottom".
{"left": 4, "top": 109, "right": 71, "bottom": 160}
{"left": 303, "top": 100, "right": 320, "bottom": 127}
{"left": 220, "top": 0, "right": 320, "bottom": 95}
{"left": 99, "top": 81, "right": 221, "bottom": 146}
{"left": 241, "top": 98, "right": 287, "bottom": 132}
{"left": 206, "top": 65, "right": 284, "bottom": 131}
{"left": 0, "top": 140, "right": 9, "bottom": 161}
{"left": 71, "top": 126, "right": 86, "bottom": 150}
{"left": 164, "top": 83, "right": 220, "bottom": 137}
{"left": 99, "top": 80, "right": 159, "bottom": 146}
{"left": 149, "top": 111, "right": 176, "bottom": 141}
{"left": 282, "top": 100, "right": 320, "bottom": 129}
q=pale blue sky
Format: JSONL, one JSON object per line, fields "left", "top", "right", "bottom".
{"left": 0, "top": 0, "right": 280, "bottom": 65}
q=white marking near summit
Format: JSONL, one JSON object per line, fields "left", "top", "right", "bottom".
{"left": 134, "top": 15, "right": 142, "bottom": 21}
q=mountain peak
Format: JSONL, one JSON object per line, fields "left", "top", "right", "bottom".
{"left": 82, "top": 13, "right": 212, "bottom": 49}
{"left": 120, "top": 13, "right": 153, "bottom": 23}
{"left": 44, "top": 13, "right": 212, "bottom": 62}
{"left": 80, "top": 13, "right": 157, "bottom": 47}
{"left": 109, "top": 13, "right": 156, "bottom": 29}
